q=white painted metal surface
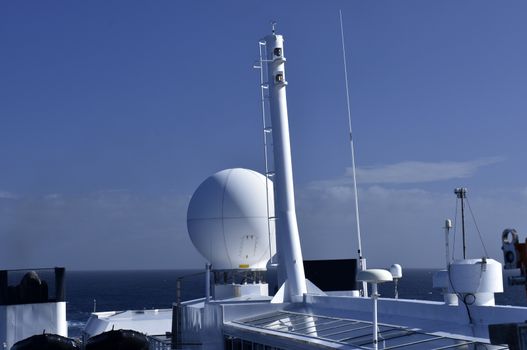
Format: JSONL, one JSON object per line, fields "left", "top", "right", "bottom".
{"left": 389, "top": 264, "right": 403, "bottom": 299}
{"left": 389, "top": 264, "right": 402, "bottom": 279}
{"left": 433, "top": 269, "right": 459, "bottom": 305}
{"left": 214, "top": 284, "right": 269, "bottom": 300}
{"left": 449, "top": 258, "right": 503, "bottom": 306}
{"left": 264, "top": 33, "right": 307, "bottom": 300}
{"left": 83, "top": 309, "right": 172, "bottom": 338}
{"left": 0, "top": 302, "right": 67, "bottom": 349}
{"left": 357, "top": 269, "right": 393, "bottom": 284}
{"left": 187, "top": 168, "right": 275, "bottom": 270}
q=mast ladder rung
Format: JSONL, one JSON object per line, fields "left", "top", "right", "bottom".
{"left": 258, "top": 38, "right": 275, "bottom": 263}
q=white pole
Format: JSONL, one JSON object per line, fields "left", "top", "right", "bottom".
{"left": 264, "top": 32, "right": 307, "bottom": 299}
{"left": 372, "top": 283, "right": 379, "bottom": 350}
{"left": 339, "top": 10, "right": 367, "bottom": 297}
{"left": 444, "top": 219, "right": 452, "bottom": 269}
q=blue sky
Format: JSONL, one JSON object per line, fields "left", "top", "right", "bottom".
{"left": 1, "top": 1, "right": 526, "bottom": 270}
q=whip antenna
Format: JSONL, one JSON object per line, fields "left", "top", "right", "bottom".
{"left": 339, "top": 10, "right": 367, "bottom": 295}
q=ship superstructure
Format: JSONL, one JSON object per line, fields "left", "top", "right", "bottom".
{"left": 6, "top": 26, "right": 527, "bottom": 350}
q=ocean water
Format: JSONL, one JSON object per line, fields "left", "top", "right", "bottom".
{"left": 66, "top": 268, "right": 527, "bottom": 337}
{"left": 66, "top": 269, "right": 204, "bottom": 337}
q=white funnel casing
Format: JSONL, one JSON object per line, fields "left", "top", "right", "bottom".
{"left": 264, "top": 33, "right": 307, "bottom": 299}
{"left": 433, "top": 258, "right": 503, "bottom": 306}
{"left": 448, "top": 258, "right": 503, "bottom": 306}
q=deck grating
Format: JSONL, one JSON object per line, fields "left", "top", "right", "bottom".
{"left": 232, "top": 310, "right": 509, "bottom": 350}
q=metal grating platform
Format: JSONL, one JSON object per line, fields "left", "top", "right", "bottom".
{"left": 231, "top": 310, "right": 508, "bottom": 350}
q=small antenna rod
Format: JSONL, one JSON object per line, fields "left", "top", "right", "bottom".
{"left": 340, "top": 10, "right": 367, "bottom": 294}
{"left": 455, "top": 188, "right": 468, "bottom": 259}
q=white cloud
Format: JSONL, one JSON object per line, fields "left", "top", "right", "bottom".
{"left": 44, "top": 193, "right": 61, "bottom": 200}
{"left": 347, "top": 157, "right": 504, "bottom": 184}
{"left": 297, "top": 183, "right": 452, "bottom": 267}
{"left": 0, "top": 191, "right": 19, "bottom": 199}
{"left": 308, "top": 158, "right": 504, "bottom": 191}
{"left": 297, "top": 174, "right": 527, "bottom": 268}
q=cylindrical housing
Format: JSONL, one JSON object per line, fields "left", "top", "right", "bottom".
{"left": 264, "top": 33, "right": 307, "bottom": 299}
{"left": 449, "top": 258, "right": 503, "bottom": 306}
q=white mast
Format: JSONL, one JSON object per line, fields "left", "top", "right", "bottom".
{"left": 264, "top": 29, "right": 307, "bottom": 299}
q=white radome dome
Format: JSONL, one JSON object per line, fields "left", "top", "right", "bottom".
{"left": 187, "top": 168, "right": 275, "bottom": 270}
